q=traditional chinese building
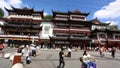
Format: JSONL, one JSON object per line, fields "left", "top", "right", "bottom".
{"left": 0, "top": 7, "right": 43, "bottom": 47}
{"left": 39, "top": 20, "right": 53, "bottom": 48}
{"left": 0, "top": 7, "right": 120, "bottom": 49}
{"left": 50, "top": 10, "right": 120, "bottom": 50}
{"left": 50, "top": 10, "right": 92, "bottom": 49}
{"left": 90, "top": 18, "right": 120, "bottom": 50}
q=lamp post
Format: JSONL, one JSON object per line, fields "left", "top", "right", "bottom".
{"left": 105, "top": 38, "right": 108, "bottom": 51}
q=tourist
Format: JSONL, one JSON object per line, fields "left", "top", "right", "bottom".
{"left": 30, "top": 45, "right": 36, "bottom": 57}
{"left": 58, "top": 48, "right": 65, "bottom": 68}
{"left": 25, "top": 45, "right": 32, "bottom": 64}
{"left": 111, "top": 47, "right": 116, "bottom": 58}
{"left": 0, "top": 44, "right": 4, "bottom": 52}
{"left": 17, "top": 47, "right": 22, "bottom": 53}
{"left": 67, "top": 47, "right": 71, "bottom": 58}
{"left": 21, "top": 47, "right": 25, "bottom": 56}
{"left": 26, "top": 56, "right": 31, "bottom": 64}
{"left": 82, "top": 50, "right": 97, "bottom": 68}
{"left": 99, "top": 47, "right": 105, "bottom": 57}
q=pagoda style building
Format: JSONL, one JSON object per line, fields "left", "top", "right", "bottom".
{"left": 0, "top": 7, "right": 120, "bottom": 49}
{"left": 0, "top": 7, "right": 43, "bottom": 47}
{"left": 50, "top": 10, "right": 92, "bottom": 49}
{"left": 50, "top": 10, "right": 120, "bottom": 50}
{"left": 90, "top": 18, "right": 120, "bottom": 50}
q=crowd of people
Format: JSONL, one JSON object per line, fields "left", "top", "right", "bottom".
{"left": 16, "top": 45, "right": 118, "bottom": 68}
{"left": 57, "top": 46, "right": 117, "bottom": 68}
{"left": 17, "top": 44, "right": 38, "bottom": 64}
{"left": 58, "top": 47, "right": 97, "bottom": 68}
{"left": 0, "top": 44, "right": 118, "bottom": 68}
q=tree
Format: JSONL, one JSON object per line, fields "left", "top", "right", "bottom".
{"left": 109, "top": 25, "right": 118, "bottom": 30}
{"left": 43, "top": 15, "right": 52, "bottom": 21}
{"left": 0, "top": 8, "right": 4, "bottom": 18}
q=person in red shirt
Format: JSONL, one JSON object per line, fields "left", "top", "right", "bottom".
{"left": 99, "top": 47, "right": 105, "bottom": 57}
{"left": 0, "top": 44, "right": 4, "bottom": 51}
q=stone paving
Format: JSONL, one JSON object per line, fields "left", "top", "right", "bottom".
{"left": 24, "top": 49, "right": 120, "bottom": 68}
{"left": 0, "top": 48, "right": 17, "bottom": 68}
{"left": 0, "top": 48, "right": 120, "bottom": 68}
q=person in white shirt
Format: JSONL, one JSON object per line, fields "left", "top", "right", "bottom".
{"left": 25, "top": 45, "right": 32, "bottom": 64}
{"left": 67, "top": 47, "right": 71, "bottom": 58}
{"left": 82, "top": 50, "right": 97, "bottom": 68}
{"left": 30, "top": 45, "right": 36, "bottom": 57}
{"left": 99, "top": 47, "right": 105, "bottom": 57}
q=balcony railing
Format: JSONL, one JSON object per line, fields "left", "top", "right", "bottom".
{"left": 4, "top": 15, "right": 42, "bottom": 20}
{"left": 0, "top": 34, "right": 39, "bottom": 39}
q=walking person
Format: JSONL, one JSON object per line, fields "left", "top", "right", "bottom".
{"left": 82, "top": 50, "right": 97, "bottom": 68}
{"left": 67, "top": 47, "right": 71, "bottom": 58}
{"left": 111, "top": 47, "right": 116, "bottom": 58}
{"left": 0, "top": 44, "right": 4, "bottom": 52}
{"left": 58, "top": 48, "right": 65, "bottom": 68}
{"left": 99, "top": 47, "right": 105, "bottom": 57}
{"left": 31, "top": 45, "right": 36, "bottom": 57}
{"left": 25, "top": 45, "right": 32, "bottom": 64}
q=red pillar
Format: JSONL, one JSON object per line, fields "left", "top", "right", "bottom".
{"left": 105, "top": 43, "right": 108, "bottom": 51}
{"left": 98, "top": 43, "right": 101, "bottom": 48}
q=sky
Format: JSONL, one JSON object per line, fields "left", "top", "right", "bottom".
{"left": 0, "top": 0, "right": 120, "bottom": 28}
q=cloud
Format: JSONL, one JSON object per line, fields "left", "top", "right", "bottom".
{"left": 105, "top": 20, "right": 118, "bottom": 25}
{"left": 44, "top": 12, "right": 48, "bottom": 16}
{"left": 94, "top": 0, "right": 120, "bottom": 19}
{"left": 0, "top": 0, "right": 22, "bottom": 15}
{"left": 8, "top": 0, "right": 22, "bottom": 7}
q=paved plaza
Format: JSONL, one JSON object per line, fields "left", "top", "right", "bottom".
{"left": 0, "top": 48, "right": 120, "bottom": 68}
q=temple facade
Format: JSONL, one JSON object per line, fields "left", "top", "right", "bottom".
{"left": 0, "top": 7, "right": 120, "bottom": 49}
{"left": 0, "top": 7, "right": 43, "bottom": 47}
{"left": 90, "top": 18, "right": 120, "bottom": 50}
{"left": 50, "top": 10, "right": 92, "bottom": 49}
{"left": 50, "top": 10, "right": 120, "bottom": 50}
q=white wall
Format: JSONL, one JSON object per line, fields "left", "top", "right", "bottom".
{"left": 40, "top": 22, "right": 53, "bottom": 39}
{"left": 0, "top": 20, "right": 4, "bottom": 34}
{"left": 0, "top": 20, "right": 4, "bottom": 25}
{"left": 91, "top": 25, "right": 107, "bottom": 30}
